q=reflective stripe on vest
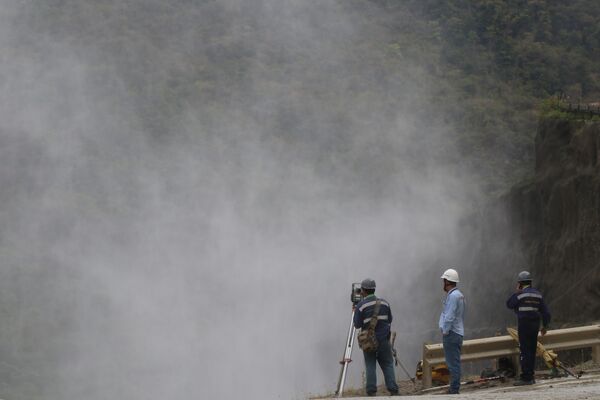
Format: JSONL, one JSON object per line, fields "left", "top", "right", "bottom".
{"left": 517, "top": 293, "right": 542, "bottom": 300}
{"left": 363, "top": 315, "right": 389, "bottom": 324}
{"left": 518, "top": 306, "right": 538, "bottom": 312}
{"left": 359, "top": 300, "right": 390, "bottom": 312}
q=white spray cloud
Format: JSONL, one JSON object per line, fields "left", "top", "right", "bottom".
{"left": 0, "top": 1, "right": 486, "bottom": 399}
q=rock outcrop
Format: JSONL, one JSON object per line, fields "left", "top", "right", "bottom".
{"left": 498, "top": 118, "right": 600, "bottom": 325}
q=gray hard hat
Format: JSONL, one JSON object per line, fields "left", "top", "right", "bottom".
{"left": 517, "top": 271, "right": 532, "bottom": 282}
{"left": 360, "top": 278, "right": 376, "bottom": 290}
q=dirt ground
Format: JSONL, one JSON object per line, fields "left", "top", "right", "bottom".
{"left": 317, "top": 365, "right": 600, "bottom": 399}
{"left": 415, "top": 370, "right": 600, "bottom": 399}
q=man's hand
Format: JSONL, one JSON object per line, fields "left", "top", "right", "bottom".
{"left": 540, "top": 328, "right": 547, "bottom": 336}
{"left": 516, "top": 283, "right": 522, "bottom": 292}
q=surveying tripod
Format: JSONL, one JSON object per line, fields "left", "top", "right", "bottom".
{"left": 335, "top": 283, "right": 362, "bottom": 397}
{"left": 335, "top": 308, "right": 357, "bottom": 396}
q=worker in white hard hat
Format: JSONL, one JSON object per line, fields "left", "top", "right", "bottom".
{"left": 438, "top": 268, "right": 465, "bottom": 394}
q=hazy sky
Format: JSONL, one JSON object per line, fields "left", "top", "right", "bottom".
{"left": 0, "top": 1, "right": 512, "bottom": 399}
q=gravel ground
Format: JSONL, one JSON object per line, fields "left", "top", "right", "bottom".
{"left": 420, "top": 372, "right": 600, "bottom": 399}
{"left": 317, "top": 370, "right": 600, "bottom": 399}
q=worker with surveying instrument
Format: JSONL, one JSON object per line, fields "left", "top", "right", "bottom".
{"left": 438, "top": 268, "right": 465, "bottom": 395}
{"left": 506, "top": 270, "right": 551, "bottom": 386}
{"left": 353, "top": 278, "right": 399, "bottom": 396}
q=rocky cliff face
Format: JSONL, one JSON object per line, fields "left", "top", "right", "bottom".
{"left": 500, "top": 118, "right": 600, "bottom": 325}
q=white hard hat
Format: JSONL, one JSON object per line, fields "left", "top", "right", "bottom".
{"left": 440, "top": 268, "right": 460, "bottom": 283}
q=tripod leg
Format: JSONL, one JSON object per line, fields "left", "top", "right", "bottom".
{"left": 336, "top": 310, "right": 357, "bottom": 397}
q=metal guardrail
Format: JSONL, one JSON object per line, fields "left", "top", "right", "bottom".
{"left": 421, "top": 324, "right": 600, "bottom": 388}
{"left": 558, "top": 102, "right": 600, "bottom": 118}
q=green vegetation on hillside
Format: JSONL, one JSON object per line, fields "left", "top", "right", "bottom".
{"left": 406, "top": 0, "right": 600, "bottom": 193}
{"left": 12, "top": 0, "right": 600, "bottom": 194}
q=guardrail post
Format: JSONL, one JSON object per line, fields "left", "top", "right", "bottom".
{"left": 422, "top": 358, "right": 432, "bottom": 389}
{"left": 593, "top": 345, "right": 600, "bottom": 363}
{"left": 422, "top": 343, "right": 433, "bottom": 389}
{"left": 512, "top": 354, "right": 520, "bottom": 377}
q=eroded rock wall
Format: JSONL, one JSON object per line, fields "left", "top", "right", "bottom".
{"left": 530, "top": 119, "right": 600, "bottom": 324}
{"left": 477, "top": 118, "right": 600, "bottom": 327}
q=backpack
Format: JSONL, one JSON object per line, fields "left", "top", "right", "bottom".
{"left": 357, "top": 300, "right": 380, "bottom": 352}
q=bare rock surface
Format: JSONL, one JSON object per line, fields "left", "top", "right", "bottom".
{"left": 467, "top": 119, "right": 600, "bottom": 329}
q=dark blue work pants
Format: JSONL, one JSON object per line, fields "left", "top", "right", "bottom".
{"left": 362, "top": 336, "right": 398, "bottom": 395}
{"left": 518, "top": 318, "right": 540, "bottom": 381}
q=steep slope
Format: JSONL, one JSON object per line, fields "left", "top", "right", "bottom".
{"left": 529, "top": 118, "right": 600, "bottom": 323}
{"left": 483, "top": 118, "right": 600, "bottom": 326}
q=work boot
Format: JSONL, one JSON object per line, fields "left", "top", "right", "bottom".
{"left": 512, "top": 379, "right": 534, "bottom": 386}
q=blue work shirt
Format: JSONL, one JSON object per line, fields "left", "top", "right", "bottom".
{"left": 438, "top": 287, "right": 465, "bottom": 336}
{"left": 353, "top": 294, "right": 393, "bottom": 342}
{"left": 506, "top": 286, "right": 551, "bottom": 327}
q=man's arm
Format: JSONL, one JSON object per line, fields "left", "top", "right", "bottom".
{"left": 353, "top": 305, "right": 363, "bottom": 329}
{"left": 506, "top": 293, "right": 519, "bottom": 310}
{"left": 539, "top": 298, "right": 551, "bottom": 332}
